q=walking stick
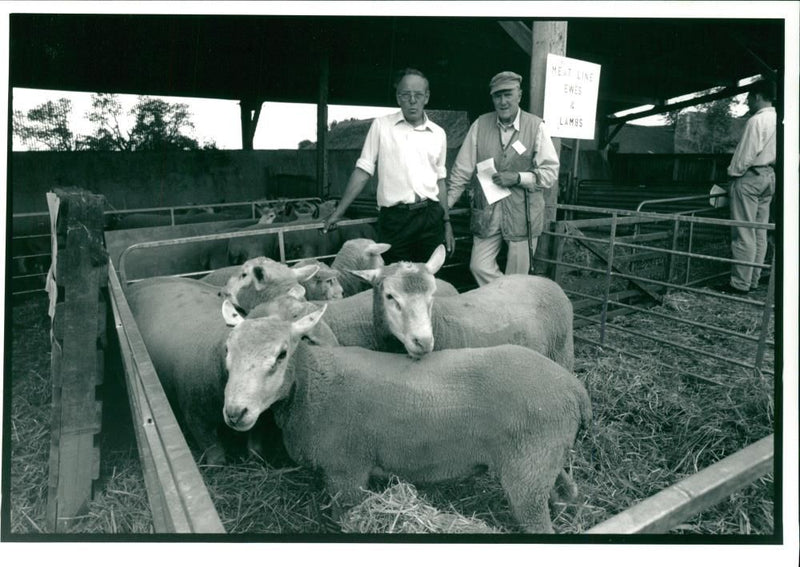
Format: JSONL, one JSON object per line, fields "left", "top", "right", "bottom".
{"left": 523, "top": 186, "right": 535, "bottom": 274}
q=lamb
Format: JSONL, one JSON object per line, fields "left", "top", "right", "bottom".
{"left": 331, "top": 238, "right": 459, "bottom": 297}
{"left": 200, "top": 256, "right": 318, "bottom": 310}
{"left": 127, "top": 275, "right": 327, "bottom": 465}
{"left": 292, "top": 259, "right": 344, "bottom": 300}
{"left": 222, "top": 302, "right": 591, "bottom": 533}
{"left": 330, "top": 238, "right": 392, "bottom": 297}
{"left": 350, "top": 245, "right": 574, "bottom": 370}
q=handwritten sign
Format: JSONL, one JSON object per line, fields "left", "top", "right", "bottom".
{"left": 543, "top": 54, "right": 601, "bottom": 139}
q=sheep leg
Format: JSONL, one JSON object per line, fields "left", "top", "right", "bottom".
{"left": 498, "top": 446, "right": 564, "bottom": 534}
{"left": 324, "top": 468, "right": 370, "bottom": 522}
{"left": 184, "top": 413, "right": 226, "bottom": 465}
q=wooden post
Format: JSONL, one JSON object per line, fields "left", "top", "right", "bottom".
{"left": 239, "top": 99, "right": 262, "bottom": 151}
{"left": 317, "top": 51, "right": 330, "bottom": 198}
{"left": 529, "top": 21, "right": 568, "bottom": 275}
{"left": 46, "top": 188, "right": 108, "bottom": 532}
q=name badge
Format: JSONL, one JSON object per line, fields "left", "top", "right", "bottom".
{"left": 511, "top": 140, "right": 527, "bottom": 155}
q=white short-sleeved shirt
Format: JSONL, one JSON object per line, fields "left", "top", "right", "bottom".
{"left": 355, "top": 111, "right": 447, "bottom": 208}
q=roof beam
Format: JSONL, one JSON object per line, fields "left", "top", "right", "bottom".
{"left": 498, "top": 21, "right": 532, "bottom": 55}
{"left": 606, "top": 82, "right": 756, "bottom": 125}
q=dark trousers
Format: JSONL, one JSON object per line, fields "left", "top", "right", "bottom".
{"left": 378, "top": 200, "right": 445, "bottom": 264}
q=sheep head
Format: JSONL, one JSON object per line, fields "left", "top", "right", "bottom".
{"left": 351, "top": 244, "right": 446, "bottom": 359}
{"left": 223, "top": 256, "right": 317, "bottom": 312}
{"left": 221, "top": 299, "right": 327, "bottom": 432}
{"left": 294, "top": 259, "right": 345, "bottom": 300}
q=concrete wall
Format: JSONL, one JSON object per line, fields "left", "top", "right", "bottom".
{"left": 10, "top": 149, "right": 376, "bottom": 214}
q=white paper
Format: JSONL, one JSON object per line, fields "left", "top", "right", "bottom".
{"left": 476, "top": 158, "right": 512, "bottom": 205}
{"left": 511, "top": 140, "right": 527, "bottom": 155}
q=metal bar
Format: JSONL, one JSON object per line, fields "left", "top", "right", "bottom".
{"left": 577, "top": 314, "right": 771, "bottom": 373}
{"left": 555, "top": 203, "right": 774, "bottom": 231}
{"left": 636, "top": 193, "right": 720, "bottom": 212}
{"left": 599, "top": 214, "right": 618, "bottom": 344}
{"left": 754, "top": 259, "right": 776, "bottom": 371}
{"left": 117, "top": 217, "right": 377, "bottom": 286}
{"left": 569, "top": 288, "right": 774, "bottom": 347}
{"left": 108, "top": 263, "right": 225, "bottom": 533}
{"left": 666, "top": 218, "right": 680, "bottom": 283}
{"left": 573, "top": 333, "right": 724, "bottom": 385}
{"left": 586, "top": 435, "right": 774, "bottom": 534}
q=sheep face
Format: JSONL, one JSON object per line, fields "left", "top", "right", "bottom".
{"left": 351, "top": 245, "right": 446, "bottom": 358}
{"left": 220, "top": 300, "right": 327, "bottom": 431}
{"left": 224, "top": 256, "right": 317, "bottom": 312}
{"left": 305, "top": 272, "right": 344, "bottom": 300}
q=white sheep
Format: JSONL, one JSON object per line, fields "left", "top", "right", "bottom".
{"left": 126, "top": 275, "right": 327, "bottom": 465}
{"left": 222, "top": 300, "right": 591, "bottom": 533}
{"left": 292, "top": 258, "right": 344, "bottom": 300}
{"left": 206, "top": 256, "right": 319, "bottom": 311}
{"left": 331, "top": 238, "right": 391, "bottom": 297}
{"left": 350, "top": 245, "right": 574, "bottom": 370}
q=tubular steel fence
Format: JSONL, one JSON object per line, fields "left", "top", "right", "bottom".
{"left": 544, "top": 203, "right": 775, "bottom": 385}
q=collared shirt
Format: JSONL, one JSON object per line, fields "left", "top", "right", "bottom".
{"left": 447, "top": 109, "right": 560, "bottom": 208}
{"left": 727, "top": 106, "right": 776, "bottom": 177}
{"left": 355, "top": 111, "right": 447, "bottom": 208}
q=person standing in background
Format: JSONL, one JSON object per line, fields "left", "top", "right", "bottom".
{"left": 716, "top": 80, "right": 776, "bottom": 295}
{"left": 446, "top": 71, "right": 559, "bottom": 286}
{"left": 323, "top": 68, "right": 455, "bottom": 263}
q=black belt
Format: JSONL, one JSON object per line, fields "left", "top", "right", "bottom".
{"left": 387, "top": 199, "right": 433, "bottom": 211}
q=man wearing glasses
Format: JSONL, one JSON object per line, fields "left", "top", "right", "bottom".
{"left": 323, "top": 68, "right": 455, "bottom": 264}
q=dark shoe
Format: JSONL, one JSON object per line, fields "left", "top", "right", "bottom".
{"left": 714, "top": 282, "right": 749, "bottom": 295}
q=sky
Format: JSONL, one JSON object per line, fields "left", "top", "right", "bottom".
{"left": 12, "top": 87, "right": 395, "bottom": 150}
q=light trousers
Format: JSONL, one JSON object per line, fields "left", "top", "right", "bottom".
{"left": 469, "top": 233, "right": 538, "bottom": 286}
{"left": 729, "top": 169, "right": 775, "bottom": 290}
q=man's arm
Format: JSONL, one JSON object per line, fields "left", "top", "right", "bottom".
{"left": 323, "top": 118, "right": 380, "bottom": 231}
{"left": 323, "top": 168, "right": 371, "bottom": 232}
{"left": 727, "top": 119, "right": 759, "bottom": 177}
{"left": 447, "top": 120, "right": 479, "bottom": 208}
{"left": 437, "top": 177, "right": 455, "bottom": 255}
{"left": 519, "top": 122, "right": 559, "bottom": 191}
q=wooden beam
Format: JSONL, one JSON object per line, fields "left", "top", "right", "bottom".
{"left": 529, "top": 21, "right": 568, "bottom": 274}
{"left": 239, "top": 99, "right": 262, "bottom": 150}
{"left": 587, "top": 435, "right": 774, "bottom": 534}
{"left": 497, "top": 21, "right": 531, "bottom": 55}
{"left": 317, "top": 51, "right": 330, "bottom": 198}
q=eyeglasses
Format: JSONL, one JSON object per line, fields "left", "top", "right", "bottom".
{"left": 397, "top": 91, "right": 427, "bottom": 102}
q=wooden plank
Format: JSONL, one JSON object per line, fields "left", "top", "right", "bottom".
{"left": 47, "top": 189, "right": 107, "bottom": 531}
{"left": 586, "top": 435, "right": 774, "bottom": 534}
{"left": 108, "top": 264, "right": 225, "bottom": 533}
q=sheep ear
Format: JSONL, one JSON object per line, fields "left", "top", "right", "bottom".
{"left": 367, "top": 242, "right": 392, "bottom": 256}
{"left": 350, "top": 268, "right": 381, "bottom": 285}
{"left": 291, "top": 304, "right": 327, "bottom": 338}
{"left": 292, "top": 263, "right": 320, "bottom": 282}
{"left": 222, "top": 299, "right": 246, "bottom": 327}
{"left": 425, "top": 244, "right": 447, "bottom": 274}
{"left": 287, "top": 284, "right": 307, "bottom": 299}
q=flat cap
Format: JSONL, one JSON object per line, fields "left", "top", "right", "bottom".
{"left": 489, "top": 71, "right": 523, "bottom": 94}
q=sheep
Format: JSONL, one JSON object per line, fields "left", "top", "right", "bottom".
{"left": 200, "top": 256, "right": 319, "bottom": 310}
{"left": 222, "top": 301, "right": 591, "bottom": 533}
{"left": 331, "top": 238, "right": 458, "bottom": 298}
{"left": 351, "top": 245, "right": 574, "bottom": 370}
{"left": 292, "top": 258, "right": 344, "bottom": 300}
{"left": 331, "top": 238, "right": 392, "bottom": 297}
{"left": 127, "top": 275, "right": 327, "bottom": 465}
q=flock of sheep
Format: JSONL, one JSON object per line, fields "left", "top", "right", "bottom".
{"left": 126, "top": 235, "right": 592, "bottom": 534}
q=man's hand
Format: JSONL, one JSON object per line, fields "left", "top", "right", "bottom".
{"left": 444, "top": 222, "right": 456, "bottom": 256}
{"left": 492, "top": 171, "right": 521, "bottom": 187}
{"left": 322, "top": 212, "right": 342, "bottom": 233}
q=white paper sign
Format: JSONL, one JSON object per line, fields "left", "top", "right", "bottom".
{"left": 511, "top": 140, "right": 527, "bottom": 155}
{"left": 476, "top": 158, "right": 512, "bottom": 205}
{"left": 543, "top": 53, "right": 601, "bottom": 139}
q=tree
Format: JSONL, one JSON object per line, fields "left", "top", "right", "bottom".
{"left": 673, "top": 97, "right": 744, "bottom": 154}
{"left": 14, "top": 93, "right": 216, "bottom": 151}
{"left": 85, "top": 94, "right": 204, "bottom": 151}
{"left": 12, "top": 98, "right": 83, "bottom": 150}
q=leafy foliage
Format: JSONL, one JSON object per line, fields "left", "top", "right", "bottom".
{"left": 14, "top": 93, "right": 217, "bottom": 151}
{"left": 13, "top": 98, "right": 82, "bottom": 151}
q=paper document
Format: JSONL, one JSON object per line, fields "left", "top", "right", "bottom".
{"left": 476, "top": 158, "right": 512, "bottom": 205}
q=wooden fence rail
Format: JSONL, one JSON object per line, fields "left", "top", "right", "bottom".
{"left": 587, "top": 435, "right": 774, "bottom": 534}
